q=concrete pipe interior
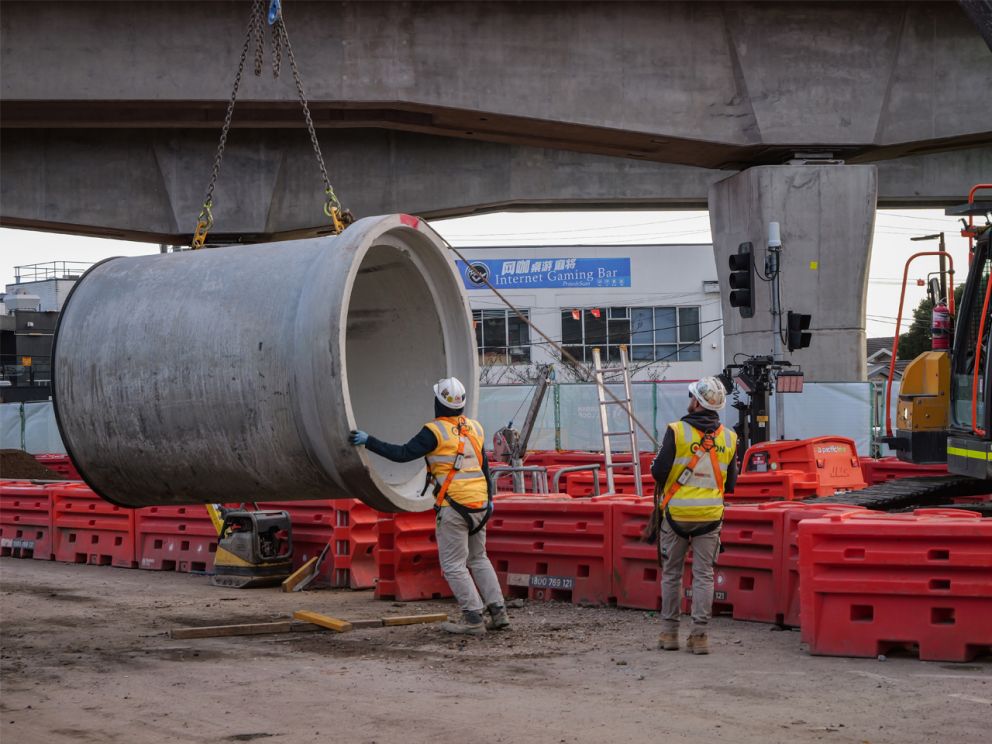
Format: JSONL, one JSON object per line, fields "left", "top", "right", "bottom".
{"left": 346, "top": 243, "right": 446, "bottom": 503}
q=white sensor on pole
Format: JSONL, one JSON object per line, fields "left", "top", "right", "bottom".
{"left": 768, "top": 221, "right": 782, "bottom": 248}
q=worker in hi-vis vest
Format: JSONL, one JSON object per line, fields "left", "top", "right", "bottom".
{"left": 348, "top": 376, "right": 509, "bottom": 636}
{"left": 650, "top": 376, "right": 737, "bottom": 655}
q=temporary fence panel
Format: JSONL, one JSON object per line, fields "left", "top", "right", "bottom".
{"left": 1, "top": 403, "right": 22, "bottom": 450}
{"left": 556, "top": 383, "right": 658, "bottom": 452}
{"left": 779, "top": 382, "right": 873, "bottom": 455}
{"left": 477, "top": 385, "right": 556, "bottom": 451}
{"left": 22, "top": 402, "right": 66, "bottom": 455}
{"left": 479, "top": 381, "right": 872, "bottom": 455}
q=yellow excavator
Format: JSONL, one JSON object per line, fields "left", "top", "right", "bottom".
{"left": 819, "top": 185, "right": 992, "bottom": 512}
{"left": 885, "top": 184, "right": 992, "bottom": 474}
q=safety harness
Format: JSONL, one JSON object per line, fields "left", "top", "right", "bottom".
{"left": 657, "top": 425, "right": 726, "bottom": 542}
{"left": 424, "top": 417, "right": 493, "bottom": 536}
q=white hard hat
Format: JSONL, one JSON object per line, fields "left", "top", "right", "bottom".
{"left": 433, "top": 377, "right": 466, "bottom": 408}
{"left": 688, "top": 376, "right": 727, "bottom": 411}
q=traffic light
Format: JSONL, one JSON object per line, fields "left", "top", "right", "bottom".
{"left": 787, "top": 311, "right": 812, "bottom": 351}
{"left": 728, "top": 241, "right": 754, "bottom": 318}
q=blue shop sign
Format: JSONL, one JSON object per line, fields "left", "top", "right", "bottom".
{"left": 456, "top": 257, "right": 631, "bottom": 290}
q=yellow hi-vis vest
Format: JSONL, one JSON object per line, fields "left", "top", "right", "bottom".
{"left": 423, "top": 417, "right": 489, "bottom": 508}
{"left": 662, "top": 421, "right": 737, "bottom": 522}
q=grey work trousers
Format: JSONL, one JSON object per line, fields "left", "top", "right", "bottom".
{"left": 436, "top": 506, "right": 504, "bottom": 614}
{"left": 660, "top": 518, "right": 721, "bottom": 631}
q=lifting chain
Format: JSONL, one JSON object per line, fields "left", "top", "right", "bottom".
{"left": 271, "top": 12, "right": 354, "bottom": 234}
{"left": 191, "top": 0, "right": 351, "bottom": 249}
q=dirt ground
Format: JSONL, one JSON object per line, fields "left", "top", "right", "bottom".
{"left": 0, "top": 560, "right": 988, "bottom": 744}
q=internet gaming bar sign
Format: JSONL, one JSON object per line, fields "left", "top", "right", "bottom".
{"left": 457, "top": 257, "right": 631, "bottom": 290}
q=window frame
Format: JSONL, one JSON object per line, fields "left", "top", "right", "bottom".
{"left": 472, "top": 308, "right": 531, "bottom": 365}
{"left": 561, "top": 305, "right": 703, "bottom": 363}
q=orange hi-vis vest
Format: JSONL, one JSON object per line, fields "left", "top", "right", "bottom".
{"left": 423, "top": 416, "right": 488, "bottom": 508}
{"left": 661, "top": 421, "right": 737, "bottom": 522}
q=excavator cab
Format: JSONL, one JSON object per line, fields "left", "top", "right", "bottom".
{"left": 946, "top": 208, "right": 992, "bottom": 477}
{"left": 887, "top": 185, "right": 992, "bottom": 476}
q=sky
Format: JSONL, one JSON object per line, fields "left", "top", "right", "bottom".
{"left": 0, "top": 208, "right": 971, "bottom": 338}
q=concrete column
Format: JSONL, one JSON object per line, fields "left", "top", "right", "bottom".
{"left": 708, "top": 165, "right": 878, "bottom": 382}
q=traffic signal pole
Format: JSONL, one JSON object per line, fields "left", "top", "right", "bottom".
{"left": 767, "top": 223, "right": 785, "bottom": 440}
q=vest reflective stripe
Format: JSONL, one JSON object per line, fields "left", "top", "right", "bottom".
{"left": 424, "top": 417, "right": 488, "bottom": 508}
{"left": 426, "top": 454, "right": 457, "bottom": 465}
{"left": 663, "top": 421, "right": 737, "bottom": 523}
{"left": 667, "top": 496, "right": 725, "bottom": 507}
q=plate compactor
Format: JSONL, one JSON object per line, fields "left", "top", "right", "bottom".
{"left": 207, "top": 507, "right": 294, "bottom": 588}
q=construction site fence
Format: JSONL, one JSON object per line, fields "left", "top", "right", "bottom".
{"left": 478, "top": 381, "right": 877, "bottom": 455}
{"left": 2, "top": 381, "right": 879, "bottom": 457}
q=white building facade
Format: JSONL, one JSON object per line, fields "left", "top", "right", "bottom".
{"left": 456, "top": 244, "right": 723, "bottom": 383}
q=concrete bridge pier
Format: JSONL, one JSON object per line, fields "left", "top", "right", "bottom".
{"left": 709, "top": 165, "right": 878, "bottom": 382}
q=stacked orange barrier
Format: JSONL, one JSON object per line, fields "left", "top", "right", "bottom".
{"left": 0, "top": 481, "right": 54, "bottom": 560}
{"left": 50, "top": 482, "right": 136, "bottom": 568}
{"left": 332, "top": 500, "right": 378, "bottom": 589}
{"left": 374, "top": 511, "right": 451, "bottom": 601}
{"left": 135, "top": 504, "right": 218, "bottom": 572}
{"left": 799, "top": 509, "right": 992, "bottom": 661}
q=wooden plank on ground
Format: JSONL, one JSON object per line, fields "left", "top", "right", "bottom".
{"left": 293, "top": 610, "right": 353, "bottom": 633}
{"left": 171, "top": 621, "right": 297, "bottom": 639}
{"left": 281, "top": 557, "right": 318, "bottom": 592}
{"left": 348, "top": 619, "right": 385, "bottom": 630}
{"left": 382, "top": 613, "right": 448, "bottom": 627}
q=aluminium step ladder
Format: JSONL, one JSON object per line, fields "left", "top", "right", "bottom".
{"left": 591, "top": 345, "right": 643, "bottom": 495}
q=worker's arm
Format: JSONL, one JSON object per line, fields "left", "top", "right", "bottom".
{"left": 650, "top": 427, "right": 676, "bottom": 485}
{"left": 481, "top": 449, "right": 493, "bottom": 498}
{"left": 363, "top": 427, "right": 439, "bottom": 463}
{"left": 725, "top": 451, "right": 739, "bottom": 493}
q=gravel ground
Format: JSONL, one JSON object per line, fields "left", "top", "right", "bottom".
{"left": 1, "top": 559, "right": 989, "bottom": 744}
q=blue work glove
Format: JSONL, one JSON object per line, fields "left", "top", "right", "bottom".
{"left": 349, "top": 430, "right": 369, "bottom": 446}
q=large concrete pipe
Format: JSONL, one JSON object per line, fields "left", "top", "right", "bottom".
{"left": 52, "top": 214, "right": 478, "bottom": 512}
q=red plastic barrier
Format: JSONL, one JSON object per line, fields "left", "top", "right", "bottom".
{"left": 525, "top": 451, "right": 604, "bottom": 468}
{"left": 859, "top": 456, "right": 948, "bottom": 485}
{"left": 682, "top": 505, "right": 783, "bottom": 623}
{"left": 50, "top": 482, "right": 136, "bottom": 568}
{"left": 134, "top": 504, "right": 218, "bottom": 572}
{"left": 375, "top": 511, "right": 451, "bottom": 601}
{"left": 332, "top": 500, "right": 379, "bottom": 589}
{"left": 257, "top": 500, "right": 335, "bottom": 584}
{"left": 760, "top": 501, "right": 867, "bottom": 627}
{"left": 736, "top": 437, "right": 866, "bottom": 500}
{"left": 950, "top": 494, "right": 992, "bottom": 505}
{"left": 487, "top": 498, "right": 613, "bottom": 605}
{"left": 33, "top": 454, "right": 82, "bottom": 480}
{"left": 726, "top": 471, "right": 805, "bottom": 503}
{"left": 564, "top": 472, "right": 653, "bottom": 498}
{"left": 799, "top": 509, "right": 992, "bottom": 661}
{"left": 0, "top": 480, "right": 54, "bottom": 560}
{"left": 611, "top": 500, "right": 661, "bottom": 610}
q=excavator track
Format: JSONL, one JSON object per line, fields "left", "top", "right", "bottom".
{"left": 812, "top": 475, "right": 992, "bottom": 511}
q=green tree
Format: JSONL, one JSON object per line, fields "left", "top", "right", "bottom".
{"left": 897, "top": 284, "right": 964, "bottom": 360}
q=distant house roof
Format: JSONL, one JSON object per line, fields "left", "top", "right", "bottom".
{"left": 867, "top": 336, "right": 895, "bottom": 360}
{"left": 868, "top": 358, "right": 910, "bottom": 380}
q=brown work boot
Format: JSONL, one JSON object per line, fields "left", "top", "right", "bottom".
{"left": 486, "top": 603, "right": 511, "bottom": 631}
{"left": 440, "top": 610, "right": 487, "bottom": 636}
{"left": 686, "top": 630, "right": 709, "bottom": 655}
{"left": 657, "top": 631, "right": 679, "bottom": 651}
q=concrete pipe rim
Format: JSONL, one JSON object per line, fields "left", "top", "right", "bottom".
{"left": 336, "top": 214, "right": 478, "bottom": 512}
